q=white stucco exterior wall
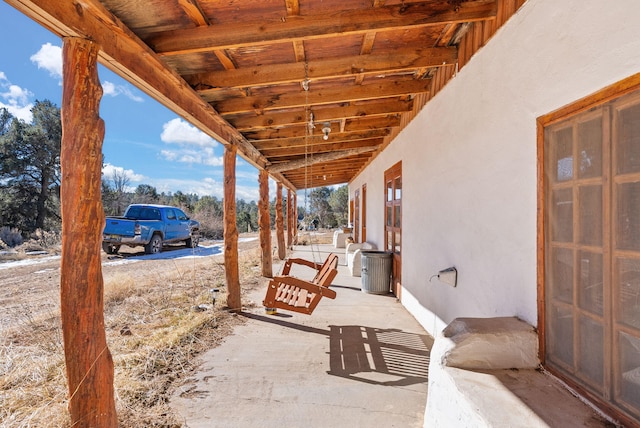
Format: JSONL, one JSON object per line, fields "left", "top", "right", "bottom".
{"left": 349, "top": 0, "right": 640, "bottom": 336}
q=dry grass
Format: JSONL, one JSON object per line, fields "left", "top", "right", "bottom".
{"left": 0, "top": 244, "right": 265, "bottom": 427}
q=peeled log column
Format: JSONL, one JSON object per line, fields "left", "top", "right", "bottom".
{"left": 286, "top": 188, "right": 293, "bottom": 248}
{"left": 224, "top": 145, "right": 241, "bottom": 311}
{"left": 258, "top": 170, "right": 273, "bottom": 277}
{"left": 293, "top": 193, "right": 298, "bottom": 244}
{"left": 60, "top": 37, "right": 117, "bottom": 427}
{"left": 275, "top": 183, "right": 286, "bottom": 260}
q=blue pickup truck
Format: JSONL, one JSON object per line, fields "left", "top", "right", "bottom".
{"left": 102, "top": 204, "right": 200, "bottom": 254}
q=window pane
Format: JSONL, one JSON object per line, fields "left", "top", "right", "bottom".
{"left": 394, "top": 206, "right": 401, "bottom": 228}
{"left": 386, "top": 206, "right": 392, "bottom": 227}
{"left": 616, "top": 102, "right": 640, "bottom": 175}
{"left": 394, "top": 177, "right": 402, "bottom": 200}
{"left": 387, "top": 180, "right": 393, "bottom": 202}
{"left": 578, "top": 251, "right": 603, "bottom": 315}
{"left": 577, "top": 117, "right": 603, "bottom": 179}
{"left": 394, "top": 232, "right": 401, "bottom": 253}
{"left": 387, "top": 231, "right": 393, "bottom": 251}
{"left": 548, "top": 304, "right": 574, "bottom": 367}
{"left": 552, "top": 188, "right": 573, "bottom": 242}
{"left": 550, "top": 247, "right": 574, "bottom": 304}
{"left": 578, "top": 315, "right": 604, "bottom": 386}
{"left": 553, "top": 127, "right": 573, "bottom": 182}
{"left": 617, "top": 182, "right": 640, "bottom": 251}
{"left": 617, "top": 258, "right": 640, "bottom": 330}
{"left": 618, "top": 331, "right": 640, "bottom": 411}
{"left": 579, "top": 185, "right": 602, "bottom": 246}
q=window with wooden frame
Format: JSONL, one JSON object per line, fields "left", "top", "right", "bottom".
{"left": 540, "top": 76, "right": 640, "bottom": 426}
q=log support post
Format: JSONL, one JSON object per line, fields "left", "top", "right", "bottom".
{"left": 60, "top": 37, "right": 117, "bottom": 427}
{"left": 293, "top": 192, "right": 298, "bottom": 244}
{"left": 224, "top": 145, "right": 241, "bottom": 311}
{"left": 286, "top": 188, "right": 293, "bottom": 248}
{"left": 275, "top": 182, "right": 286, "bottom": 260}
{"left": 258, "top": 169, "right": 273, "bottom": 277}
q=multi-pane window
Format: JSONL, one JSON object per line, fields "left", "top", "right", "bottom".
{"left": 544, "top": 90, "right": 640, "bottom": 425}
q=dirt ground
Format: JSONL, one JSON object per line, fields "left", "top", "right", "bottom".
{"left": 0, "top": 237, "right": 260, "bottom": 334}
{"left": 0, "top": 235, "right": 268, "bottom": 427}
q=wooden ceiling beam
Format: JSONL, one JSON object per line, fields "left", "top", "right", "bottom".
{"left": 186, "top": 47, "right": 456, "bottom": 88}
{"left": 228, "top": 99, "right": 413, "bottom": 130}
{"left": 147, "top": 0, "right": 497, "bottom": 56}
{"left": 209, "top": 79, "right": 431, "bottom": 114}
{"left": 282, "top": 154, "right": 372, "bottom": 171}
{"left": 244, "top": 115, "right": 400, "bottom": 140}
{"left": 267, "top": 147, "right": 377, "bottom": 173}
{"left": 252, "top": 129, "right": 391, "bottom": 149}
{"left": 261, "top": 139, "right": 384, "bottom": 158}
{"left": 177, "top": 0, "right": 209, "bottom": 26}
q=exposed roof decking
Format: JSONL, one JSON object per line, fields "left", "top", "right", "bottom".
{"left": 7, "top": 0, "right": 524, "bottom": 189}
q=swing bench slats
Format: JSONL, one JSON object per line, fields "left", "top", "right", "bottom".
{"left": 263, "top": 253, "right": 339, "bottom": 315}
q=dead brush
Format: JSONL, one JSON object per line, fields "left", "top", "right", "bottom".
{"left": 0, "top": 305, "right": 69, "bottom": 428}
{"left": 1, "top": 238, "right": 263, "bottom": 427}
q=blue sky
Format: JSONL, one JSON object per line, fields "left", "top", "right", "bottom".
{"left": 0, "top": 2, "right": 266, "bottom": 202}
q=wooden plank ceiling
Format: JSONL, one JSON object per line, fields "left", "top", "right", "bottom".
{"left": 7, "top": 0, "right": 504, "bottom": 190}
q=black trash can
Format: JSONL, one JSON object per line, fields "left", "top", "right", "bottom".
{"left": 360, "top": 250, "right": 393, "bottom": 294}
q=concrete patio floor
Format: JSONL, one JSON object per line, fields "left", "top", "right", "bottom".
{"left": 170, "top": 243, "right": 433, "bottom": 427}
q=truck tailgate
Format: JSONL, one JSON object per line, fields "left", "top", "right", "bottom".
{"left": 103, "top": 218, "right": 136, "bottom": 237}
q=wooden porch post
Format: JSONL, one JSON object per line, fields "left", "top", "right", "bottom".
{"left": 286, "top": 188, "right": 293, "bottom": 248}
{"left": 258, "top": 169, "right": 273, "bottom": 277}
{"left": 60, "top": 37, "right": 117, "bottom": 427}
{"left": 293, "top": 192, "right": 298, "bottom": 244}
{"left": 224, "top": 145, "right": 241, "bottom": 311}
{"left": 275, "top": 182, "right": 286, "bottom": 260}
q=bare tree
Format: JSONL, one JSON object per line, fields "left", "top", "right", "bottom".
{"left": 110, "top": 168, "right": 130, "bottom": 215}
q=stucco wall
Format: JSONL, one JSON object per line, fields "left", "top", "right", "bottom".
{"left": 349, "top": 0, "right": 640, "bottom": 336}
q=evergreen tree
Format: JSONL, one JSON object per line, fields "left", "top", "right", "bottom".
{"left": 0, "top": 101, "right": 61, "bottom": 232}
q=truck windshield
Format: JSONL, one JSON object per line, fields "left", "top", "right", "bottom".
{"left": 124, "top": 206, "right": 161, "bottom": 220}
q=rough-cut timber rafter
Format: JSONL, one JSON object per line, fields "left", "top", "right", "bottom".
{"left": 252, "top": 129, "right": 391, "bottom": 150}
{"left": 186, "top": 47, "right": 457, "bottom": 89}
{"left": 148, "top": 1, "right": 497, "bottom": 56}
{"left": 268, "top": 147, "right": 378, "bottom": 173}
{"left": 208, "top": 80, "right": 431, "bottom": 114}
{"left": 228, "top": 99, "right": 414, "bottom": 131}
{"left": 260, "top": 139, "right": 383, "bottom": 158}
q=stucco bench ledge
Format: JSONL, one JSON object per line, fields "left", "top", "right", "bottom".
{"left": 424, "top": 317, "right": 612, "bottom": 428}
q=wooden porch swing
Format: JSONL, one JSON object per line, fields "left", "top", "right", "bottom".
{"left": 262, "top": 66, "right": 340, "bottom": 316}
{"left": 263, "top": 253, "right": 338, "bottom": 315}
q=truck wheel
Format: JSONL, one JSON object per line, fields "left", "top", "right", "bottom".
{"left": 186, "top": 233, "right": 200, "bottom": 248}
{"left": 102, "top": 243, "right": 120, "bottom": 254}
{"left": 145, "top": 234, "right": 163, "bottom": 254}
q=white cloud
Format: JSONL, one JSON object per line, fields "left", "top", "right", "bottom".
{"left": 159, "top": 119, "right": 222, "bottom": 167}
{"left": 102, "top": 80, "right": 144, "bottom": 103}
{"left": 102, "top": 163, "right": 146, "bottom": 191}
{"left": 160, "top": 147, "right": 224, "bottom": 166}
{"left": 161, "top": 118, "right": 218, "bottom": 147}
{"left": 0, "top": 74, "right": 34, "bottom": 122}
{"left": 30, "top": 42, "right": 62, "bottom": 78}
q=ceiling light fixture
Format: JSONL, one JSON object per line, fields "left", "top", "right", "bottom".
{"left": 322, "top": 122, "right": 331, "bottom": 140}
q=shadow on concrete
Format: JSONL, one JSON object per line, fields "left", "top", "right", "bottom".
{"left": 327, "top": 325, "right": 432, "bottom": 386}
{"left": 240, "top": 312, "right": 432, "bottom": 387}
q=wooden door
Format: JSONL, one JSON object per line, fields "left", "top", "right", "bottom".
{"left": 362, "top": 184, "right": 367, "bottom": 242}
{"left": 385, "top": 162, "right": 402, "bottom": 297}
{"left": 353, "top": 188, "right": 360, "bottom": 242}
